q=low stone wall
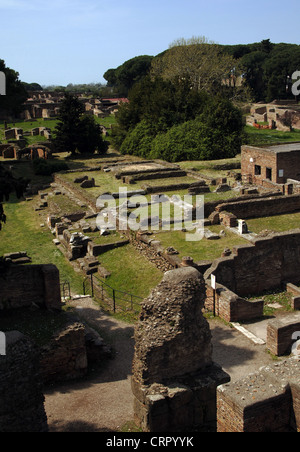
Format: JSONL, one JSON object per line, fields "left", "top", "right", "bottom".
{"left": 39, "top": 320, "right": 112, "bottom": 384}
{"left": 217, "top": 359, "right": 300, "bottom": 432}
{"left": 40, "top": 322, "right": 88, "bottom": 384}
{"left": 205, "top": 281, "right": 264, "bottom": 323}
{"left": 204, "top": 192, "right": 282, "bottom": 218}
{"left": 87, "top": 239, "right": 129, "bottom": 257}
{"left": 0, "top": 264, "right": 62, "bottom": 311}
{"left": 215, "top": 194, "right": 300, "bottom": 219}
{"left": 54, "top": 174, "right": 97, "bottom": 212}
{"left": 124, "top": 169, "right": 187, "bottom": 184}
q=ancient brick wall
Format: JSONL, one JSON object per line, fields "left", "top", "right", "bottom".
{"left": 217, "top": 359, "right": 300, "bottom": 432}
{"left": 39, "top": 322, "right": 88, "bottom": 384}
{"left": 205, "top": 281, "right": 263, "bottom": 323}
{"left": 132, "top": 267, "right": 229, "bottom": 432}
{"left": 205, "top": 230, "right": 300, "bottom": 297}
{"left": 241, "top": 145, "right": 277, "bottom": 184}
{"left": 215, "top": 194, "right": 300, "bottom": 219}
{"left": 0, "top": 331, "right": 48, "bottom": 432}
{"left": 0, "top": 264, "right": 62, "bottom": 311}
{"left": 267, "top": 316, "right": 300, "bottom": 356}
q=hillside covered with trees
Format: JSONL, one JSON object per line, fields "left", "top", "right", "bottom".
{"left": 106, "top": 38, "right": 300, "bottom": 162}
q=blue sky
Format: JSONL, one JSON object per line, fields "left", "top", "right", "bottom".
{"left": 0, "top": 0, "right": 300, "bottom": 86}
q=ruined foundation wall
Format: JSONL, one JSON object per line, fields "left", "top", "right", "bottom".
{"left": 132, "top": 267, "right": 229, "bottom": 432}
{"left": 0, "top": 264, "right": 62, "bottom": 311}
{"left": 0, "top": 332, "right": 48, "bottom": 432}
{"left": 205, "top": 230, "right": 300, "bottom": 297}
{"left": 217, "top": 359, "right": 300, "bottom": 432}
{"left": 215, "top": 194, "right": 300, "bottom": 219}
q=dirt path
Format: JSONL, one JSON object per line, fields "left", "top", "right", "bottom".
{"left": 43, "top": 297, "right": 275, "bottom": 432}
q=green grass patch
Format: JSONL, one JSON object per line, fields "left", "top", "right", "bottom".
{"left": 96, "top": 243, "right": 162, "bottom": 300}
{"left": 247, "top": 212, "right": 300, "bottom": 234}
{"left": 0, "top": 196, "right": 85, "bottom": 295}
{"left": 245, "top": 289, "right": 293, "bottom": 316}
{"left": 244, "top": 125, "right": 300, "bottom": 146}
{"left": 155, "top": 225, "right": 249, "bottom": 262}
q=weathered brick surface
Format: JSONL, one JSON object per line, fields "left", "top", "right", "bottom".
{"left": 267, "top": 314, "right": 300, "bottom": 356}
{"left": 216, "top": 194, "right": 300, "bottom": 219}
{"left": 132, "top": 267, "right": 229, "bottom": 432}
{"left": 205, "top": 281, "right": 263, "bottom": 323}
{"left": 205, "top": 230, "right": 300, "bottom": 297}
{"left": 217, "top": 359, "right": 300, "bottom": 432}
{"left": 0, "top": 264, "right": 62, "bottom": 311}
{"left": 241, "top": 144, "right": 300, "bottom": 185}
{"left": 0, "top": 332, "right": 48, "bottom": 432}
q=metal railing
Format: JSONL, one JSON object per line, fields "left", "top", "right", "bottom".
{"left": 60, "top": 280, "right": 71, "bottom": 300}
{"left": 83, "top": 273, "right": 143, "bottom": 314}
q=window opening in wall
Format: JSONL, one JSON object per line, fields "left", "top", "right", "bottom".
{"left": 255, "top": 165, "right": 261, "bottom": 176}
{"left": 266, "top": 167, "right": 272, "bottom": 180}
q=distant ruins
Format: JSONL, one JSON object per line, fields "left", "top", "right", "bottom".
{"left": 20, "top": 91, "right": 128, "bottom": 121}
{"left": 246, "top": 100, "right": 300, "bottom": 131}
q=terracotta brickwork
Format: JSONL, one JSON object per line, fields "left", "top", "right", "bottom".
{"left": 217, "top": 359, "right": 300, "bottom": 432}
{"left": 241, "top": 143, "right": 300, "bottom": 186}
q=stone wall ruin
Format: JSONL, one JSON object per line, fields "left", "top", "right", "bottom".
{"left": 0, "top": 331, "right": 48, "bottom": 432}
{"left": 132, "top": 267, "right": 230, "bottom": 432}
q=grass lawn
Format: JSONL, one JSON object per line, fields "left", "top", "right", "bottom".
{"left": 60, "top": 170, "right": 132, "bottom": 201}
{"left": 155, "top": 225, "right": 250, "bottom": 262}
{"left": 247, "top": 212, "right": 300, "bottom": 234}
{"left": 0, "top": 196, "right": 86, "bottom": 295}
{"left": 244, "top": 125, "right": 300, "bottom": 146}
{"left": 95, "top": 243, "right": 163, "bottom": 300}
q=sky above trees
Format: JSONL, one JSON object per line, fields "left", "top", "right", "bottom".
{"left": 0, "top": 0, "right": 300, "bottom": 86}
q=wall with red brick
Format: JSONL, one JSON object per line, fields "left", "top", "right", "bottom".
{"left": 0, "top": 264, "right": 62, "bottom": 311}
{"left": 204, "top": 230, "right": 300, "bottom": 297}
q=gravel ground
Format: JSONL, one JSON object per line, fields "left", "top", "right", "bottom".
{"left": 43, "top": 297, "right": 275, "bottom": 432}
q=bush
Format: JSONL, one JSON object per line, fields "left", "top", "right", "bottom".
{"left": 149, "top": 117, "right": 241, "bottom": 162}
{"left": 33, "top": 159, "right": 69, "bottom": 176}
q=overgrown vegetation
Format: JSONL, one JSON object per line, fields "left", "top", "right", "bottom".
{"left": 112, "top": 77, "right": 244, "bottom": 162}
{"left": 52, "top": 92, "right": 108, "bottom": 155}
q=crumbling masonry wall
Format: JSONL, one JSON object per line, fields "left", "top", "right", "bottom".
{"left": 217, "top": 359, "right": 300, "bottom": 432}
{"left": 0, "top": 331, "right": 48, "bottom": 432}
{"left": 0, "top": 264, "right": 62, "bottom": 311}
{"left": 204, "top": 230, "right": 300, "bottom": 297}
{"left": 132, "top": 267, "right": 229, "bottom": 432}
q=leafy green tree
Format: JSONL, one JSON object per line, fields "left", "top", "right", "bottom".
{"left": 149, "top": 99, "right": 243, "bottom": 162}
{"left": 52, "top": 93, "right": 108, "bottom": 155}
{"left": 104, "top": 55, "right": 153, "bottom": 96}
{"left": 151, "top": 37, "right": 238, "bottom": 95}
{"left": 112, "top": 76, "right": 208, "bottom": 151}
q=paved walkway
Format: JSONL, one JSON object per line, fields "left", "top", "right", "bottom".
{"left": 43, "top": 296, "right": 276, "bottom": 432}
